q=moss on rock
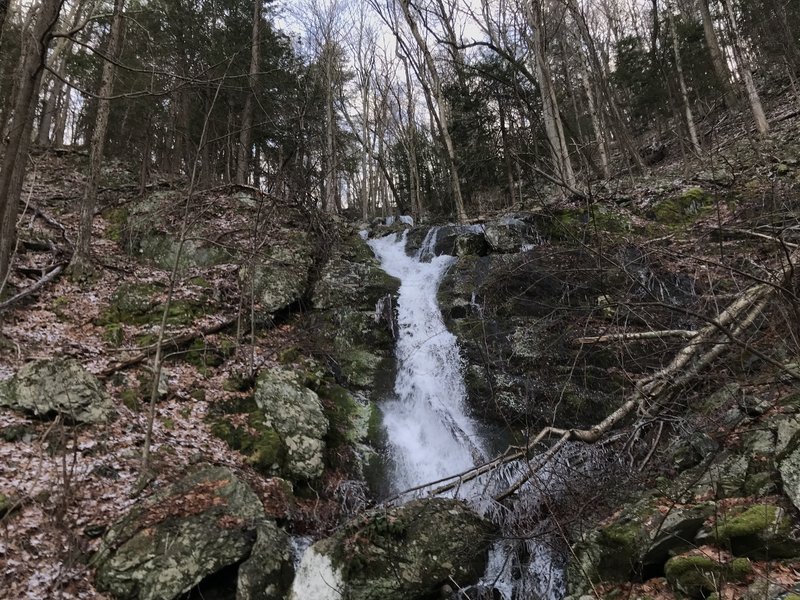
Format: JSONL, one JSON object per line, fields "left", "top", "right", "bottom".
{"left": 652, "top": 187, "right": 712, "bottom": 225}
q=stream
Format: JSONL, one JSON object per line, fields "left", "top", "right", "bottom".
{"left": 368, "top": 226, "right": 566, "bottom": 600}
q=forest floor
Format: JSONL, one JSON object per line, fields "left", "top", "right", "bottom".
{"left": 1, "top": 91, "right": 800, "bottom": 599}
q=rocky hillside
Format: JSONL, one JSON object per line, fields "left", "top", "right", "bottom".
{"left": 2, "top": 101, "right": 800, "bottom": 600}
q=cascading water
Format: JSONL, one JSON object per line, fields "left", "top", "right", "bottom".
{"left": 367, "top": 228, "right": 486, "bottom": 493}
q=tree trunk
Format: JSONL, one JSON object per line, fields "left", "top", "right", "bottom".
{"left": 397, "top": 0, "right": 467, "bottom": 223}
{"left": 579, "top": 51, "right": 610, "bottom": 178}
{"left": 720, "top": 0, "right": 768, "bottom": 135}
{"left": 235, "top": 0, "right": 261, "bottom": 185}
{"left": 71, "top": 0, "right": 125, "bottom": 275}
{"left": 525, "top": 0, "right": 577, "bottom": 190}
{"left": 0, "top": 0, "right": 64, "bottom": 289}
{"left": 697, "top": 0, "right": 738, "bottom": 108}
{"left": 667, "top": 1, "right": 702, "bottom": 155}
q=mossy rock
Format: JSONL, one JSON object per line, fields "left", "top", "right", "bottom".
{"left": 99, "top": 282, "right": 209, "bottom": 330}
{"left": 711, "top": 504, "right": 800, "bottom": 559}
{"left": 291, "top": 498, "right": 494, "bottom": 600}
{"left": 94, "top": 465, "right": 292, "bottom": 600}
{"left": 102, "top": 207, "right": 130, "bottom": 243}
{"left": 652, "top": 187, "right": 712, "bottom": 225}
{"left": 664, "top": 555, "right": 751, "bottom": 598}
{"left": 210, "top": 418, "right": 286, "bottom": 475}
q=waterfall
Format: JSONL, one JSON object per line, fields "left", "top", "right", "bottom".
{"left": 367, "top": 228, "right": 486, "bottom": 493}
{"left": 367, "top": 226, "right": 578, "bottom": 600}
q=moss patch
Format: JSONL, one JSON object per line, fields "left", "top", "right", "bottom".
{"left": 665, "top": 555, "right": 751, "bottom": 597}
{"left": 652, "top": 187, "right": 712, "bottom": 225}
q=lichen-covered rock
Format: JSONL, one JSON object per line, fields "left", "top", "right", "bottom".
{"left": 454, "top": 232, "right": 489, "bottom": 256}
{"left": 779, "top": 439, "right": 800, "bottom": 512}
{"left": 254, "top": 367, "right": 328, "bottom": 480}
{"left": 94, "top": 465, "right": 292, "bottom": 600}
{"left": 249, "top": 229, "right": 314, "bottom": 314}
{"left": 309, "top": 230, "right": 399, "bottom": 391}
{"left": 484, "top": 223, "right": 523, "bottom": 253}
{"left": 237, "top": 521, "right": 294, "bottom": 600}
{"left": 289, "top": 498, "right": 495, "bottom": 600}
{"left": 0, "top": 359, "right": 113, "bottom": 424}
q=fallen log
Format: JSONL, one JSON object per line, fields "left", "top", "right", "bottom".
{"left": 0, "top": 264, "right": 66, "bottom": 312}
{"left": 99, "top": 315, "right": 238, "bottom": 377}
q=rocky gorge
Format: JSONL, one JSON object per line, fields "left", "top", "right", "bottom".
{"left": 2, "top": 148, "right": 800, "bottom": 600}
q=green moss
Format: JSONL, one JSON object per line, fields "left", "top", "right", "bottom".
{"left": 340, "top": 233, "right": 376, "bottom": 263}
{"left": 223, "top": 373, "right": 253, "bottom": 392}
{"left": 208, "top": 398, "right": 287, "bottom": 476}
{"left": 664, "top": 555, "right": 748, "bottom": 596}
{"left": 366, "top": 403, "right": 384, "bottom": 447}
{"left": 321, "top": 385, "right": 363, "bottom": 448}
{"left": 189, "top": 388, "right": 206, "bottom": 402}
{"left": 595, "top": 520, "right": 644, "bottom": 581}
{"left": 181, "top": 338, "right": 229, "bottom": 369}
{"left": 103, "top": 207, "right": 130, "bottom": 243}
{"left": 245, "top": 427, "right": 285, "bottom": 472}
{"left": 99, "top": 282, "right": 208, "bottom": 331}
{"left": 120, "top": 388, "right": 139, "bottom": 411}
{"left": 652, "top": 187, "right": 712, "bottom": 225}
{"left": 103, "top": 323, "right": 124, "bottom": 347}
{"left": 162, "top": 418, "right": 175, "bottom": 430}
{"left": 714, "top": 505, "right": 780, "bottom": 542}
{"left": 339, "top": 349, "right": 383, "bottom": 389}
{"left": 278, "top": 347, "right": 301, "bottom": 364}
{"left": 0, "top": 492, "right": 14, "bottom": 517}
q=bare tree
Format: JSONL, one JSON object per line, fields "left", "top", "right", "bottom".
{"left": 235, "top": 0, "right": 262, "bottom": 185}
{"left": 71, "top": 0, "right": 126, "bottom": 277}
{"left": 666, "top": 0, "right": 702, "bottom": 155}
{"left": 697, "top": 0, "right": 738, "bottom": 109}
{"left": 719, "top": 0, "right": 768, "bottom": 135}
{"left": 0, "top": 0, "right": 65, "bottom": 289}
{"left": 523, "top": 0, "right": 577, "bottom": 189}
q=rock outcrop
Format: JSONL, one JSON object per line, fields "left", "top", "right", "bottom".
{"left": 0, "top": 359, "right": 113, "bottom": 424}
{"left": 94, "top": 465, "right": 292, "bottom": 600}
{"left": 254, "top": 367, "right": 329, "bottom": 480}
{"left": 290, "top": 498, "right": 495, "bottom": 600}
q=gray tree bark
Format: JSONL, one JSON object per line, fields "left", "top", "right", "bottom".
{"left": 0, "top": 0, "right": 64, "bottom": 289}
{"left": 697, "top": 0, "right": 738, "bottom": 109}
{"left": 72, "top": 0, "right": 126, "bottom": 275}
{"left": 235, "top": 0, "right": 261, "bottom": 185}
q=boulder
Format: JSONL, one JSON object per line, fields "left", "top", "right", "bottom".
{"left": 289, "top": 498, "right": 495, "bottom": 600}
{"left": 568, "top": 497, "right": 714, "bottom": 592}
{"left": 0, "top": 359, "right": 113, "bottom": 424}
{"left": 664, "top": 555, "right": 751, "bottom": 598}
{"left": 94, "top": 465, "right": 292, "bottom": 600}
{"left": 779, "top": 433, "right": 800, "bottom": 512}
{"left": 249, "top": 229, "right": 314, "bottom": 314}
{"left": 484, "top": 224, "right": 523, "bottom": 253}
{"left": 454, "top": 232, "right": 489, "bottom": 256}
{"left": 254, "top": 367, "right": 328, "bottom": 480}
{"left": 709, "top": 504, "right": 800, "bottom": 559}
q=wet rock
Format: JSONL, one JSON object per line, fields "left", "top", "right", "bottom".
{"left": 290, "top": 498, "right": 494, "bottom": 600}
{"left": 237, "top": 521, "right": 294, "bottom": 600}
{"left": 94, "top": 465, "right": 292, "bottom": 600}
{"left": 454, "top": 232, "right": 489, "bottom": 256}
{"left": 0, "top": 359, "right": 113, "bottom": 424}
{"left": 254, "top": 367, "right": 328, "bottom": 480}
{"left": 484, "top": 223, "right": 523, "bottom": 253}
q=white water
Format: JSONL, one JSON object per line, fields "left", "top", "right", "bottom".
{"left": 367, "top": 229, "right": 486, "bottom": 493}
